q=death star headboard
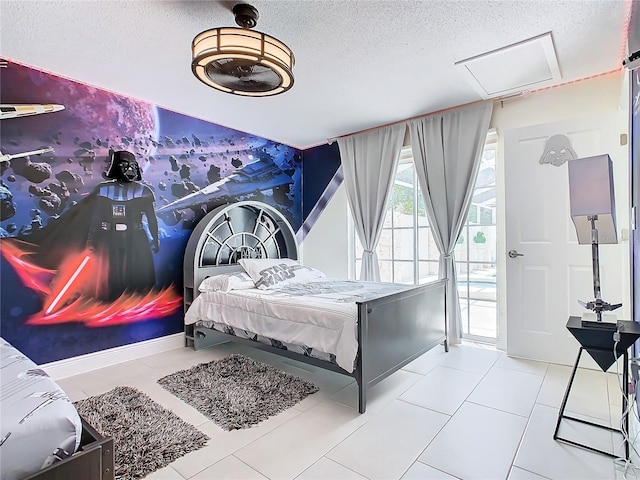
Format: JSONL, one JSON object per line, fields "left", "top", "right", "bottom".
{"left": 182, "top": 201, "right": 298, "bottom": 308}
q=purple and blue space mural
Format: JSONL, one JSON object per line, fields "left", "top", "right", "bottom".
{"left": 0, "top": 59, "right": 307, "bottom": 363}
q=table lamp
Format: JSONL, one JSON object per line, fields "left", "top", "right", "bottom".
{"left": 568, "top": 154, "right": 622, "bottom": 327}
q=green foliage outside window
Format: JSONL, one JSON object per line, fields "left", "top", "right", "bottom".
{"left": 392, "top": 184, "right": 426, "bottom": 216}
{"left": 473, "top": 231, "right": 487, "bottom": 244}
{"left": 468, "top": 204, "right": 478, "bottom": 223}
{"left": 480, "top": 207, "right": 493, "bottom": 224}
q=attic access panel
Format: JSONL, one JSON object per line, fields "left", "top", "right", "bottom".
{"left": 455, "top": 32, "right": 561, "bottom": 98}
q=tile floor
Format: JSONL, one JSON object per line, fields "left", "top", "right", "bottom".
{"left": 57, "top": 341, "right": 640, "bottom": 480}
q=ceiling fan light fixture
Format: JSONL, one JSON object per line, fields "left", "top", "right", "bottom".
{"left": 192, "top": 4, "right": 295, "bottom": 97}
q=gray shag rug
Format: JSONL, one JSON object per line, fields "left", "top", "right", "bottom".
{"left": 74, "top": 386, "right": 209, "bottom": 480}
{"left": 157, "top": 354, "right": 319, "bottom": 430}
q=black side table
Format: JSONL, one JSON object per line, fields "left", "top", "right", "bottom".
{"left": 553, "top": 316, "right": 640, "bottom": 459}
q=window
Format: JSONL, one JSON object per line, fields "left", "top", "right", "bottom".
{"left": 353, "top": 136, "right": 497, "bottom": 341}
{"left": 454, "top": 142, "right": 497, "bottom": 341}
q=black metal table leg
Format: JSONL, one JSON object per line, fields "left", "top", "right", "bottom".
{"left": 623, "top": 350, "right": 630, "bottom": 459}
{"left": 553, "top": 347, "right": 584, "bottom": 441}
{"left": 553, "top": 346, "right": 630, "bottom": 460}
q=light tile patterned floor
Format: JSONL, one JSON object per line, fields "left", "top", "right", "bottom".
{"left": 56, "top": 341, "right": 637, "bottom": 480}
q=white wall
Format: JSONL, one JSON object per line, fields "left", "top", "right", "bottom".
{"left": 301, "top": 71, "right": 631, "bottom": 352}
{"left": 300, "top": 183, "right": 350, "bottom": 278}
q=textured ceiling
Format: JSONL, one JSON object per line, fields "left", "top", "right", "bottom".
{"left": 0, "top": 0, "right": 630, "bottom": 149}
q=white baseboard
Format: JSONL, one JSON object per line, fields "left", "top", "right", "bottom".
{"left": 42, "top": 333, "right": 185, "bottom": 380}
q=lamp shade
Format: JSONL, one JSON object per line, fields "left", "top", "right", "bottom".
{"left": 568, "top": 154, "right": 618, "bottom": 244}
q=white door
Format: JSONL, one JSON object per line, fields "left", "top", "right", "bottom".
{"left": 505, "top": 113, "right": 627, "bottom": 366}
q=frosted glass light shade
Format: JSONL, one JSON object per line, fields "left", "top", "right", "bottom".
{"left": 192, "top": 27, "right": 295, "bottom": 97}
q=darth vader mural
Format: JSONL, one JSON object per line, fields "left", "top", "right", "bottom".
{"left": 86, "top": 150, "right": 160, "bottom": 301}
{"left": 0, "top": 59, "right": 303, "bottom": 363}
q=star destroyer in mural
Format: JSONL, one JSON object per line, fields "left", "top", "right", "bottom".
{"left": 156, "top": 153, "right": 293, "bottom": 214}
{"left": 0, "top": 147, "right": 54, "bottom": 164}
{"left": 0, "top": 103, "right": 61, "bottom": 165}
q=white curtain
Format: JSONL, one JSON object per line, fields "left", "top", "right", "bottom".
{"left": 408, "top": 102, "right": 493, "bottom": 345}
{"left": 337, "top": 124, "right": 405, "bottom": 281}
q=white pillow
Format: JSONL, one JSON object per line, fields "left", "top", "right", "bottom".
{"left": 238, "top": 258, "right": 325, "bottom": 290}
{"left": 198, "top": 272, "right": 255, "bottom": 293}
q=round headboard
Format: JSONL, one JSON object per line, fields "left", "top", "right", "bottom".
{"left": 183, "top": 201, "right": 298, "bottom": 305}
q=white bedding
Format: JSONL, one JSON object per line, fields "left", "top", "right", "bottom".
{"left": 184, "top": 278, "right": 413, "bottom": 372}
{"left": 1, "top": 338, "right": 82, "bottom": 480}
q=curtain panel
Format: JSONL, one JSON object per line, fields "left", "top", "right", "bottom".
{"left": 337, "top": 124, "right": 405, "bottom": 281}
{"left": 408, "top": 101, "right": 493, "bottom": 345}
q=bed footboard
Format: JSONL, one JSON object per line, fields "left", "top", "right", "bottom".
{"left": 184, "top": 279, "right": 447, "bottom": 415}
{"left": 26, "top": 418, "right": 114, "bottom": 480}
{"left": 355, "top": 278, "right": 447, "bottom": 413}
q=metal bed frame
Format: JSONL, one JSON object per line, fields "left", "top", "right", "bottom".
{"left": 182, "top": 201, "right": 448, "bottom": 413}
{"left": 25, "top": 418, "right": 114, "bottom": 480}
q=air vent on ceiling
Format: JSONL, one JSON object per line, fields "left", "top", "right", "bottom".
{"left": 455, "top": 32, "right": 561, "bottom": 99}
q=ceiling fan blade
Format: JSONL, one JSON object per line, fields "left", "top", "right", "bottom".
{"left": 204, "top": 58, "right": 282, "bottom": 93}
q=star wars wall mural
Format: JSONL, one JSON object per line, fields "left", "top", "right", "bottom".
{"left": 0, "top": 59, "right": 303, "bottom": 364}
{"left": 299, "top": 142, "right": 342, "bottom": 243}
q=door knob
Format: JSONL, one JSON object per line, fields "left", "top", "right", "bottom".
{"left": 508, "top": 250, "right": 524, "bottom": 258}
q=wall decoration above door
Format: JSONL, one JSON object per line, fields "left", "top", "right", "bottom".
{"left": 539, "top": 134, "right": 578, "bottom": 166}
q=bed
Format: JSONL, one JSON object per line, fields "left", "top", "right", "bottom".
{"left": 182, "top": 201, "right": 448, "bottom": 413}
{"left": 1, "top": 338, "right": 114, "bottom": 480}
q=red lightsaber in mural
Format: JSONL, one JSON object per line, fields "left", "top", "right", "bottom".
{"left": 42, "top": 252, "right": 94, "bottom": 315}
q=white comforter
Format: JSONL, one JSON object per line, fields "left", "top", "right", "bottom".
{"left": 184, "top": 278, "right": 412, "bottom": 372}
{"left": 1, "top": 338, "right": 82, "bottom": 480}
